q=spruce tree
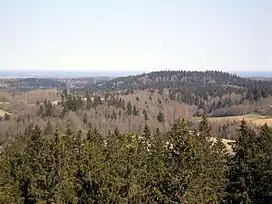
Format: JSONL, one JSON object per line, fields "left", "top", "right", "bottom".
{"left": 143, "top": 109, "right": 148, "bottom": 120}
{"left": 126, "top": 101, "right": 132, "bottom": 115}
{"left": 111, "top": 109, "right": 117, "bottom": 120}
{"left": 132, "top": 105, "right": 138, "bottom": 116}
{"left": 250, "top": 123, "right": 272, "bottom": 203}
{"left": 44, "top": 120, "right": 53, "bottom": 135}
{"left": 157, "top": 111, "right": 165, "bottom": 123}
{"left": 164, "top": 118, "right": 226, "bottom": 203}
{"left": 225, "top": 120, "right": 258, "bottom": 203}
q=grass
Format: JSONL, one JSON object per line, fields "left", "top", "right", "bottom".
{"left": 12, "top": 89, "right": 60, "bottom": 104}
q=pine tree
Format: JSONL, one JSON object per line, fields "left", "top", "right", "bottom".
{"left": 132, "top": 105, "right": 138, "bottom": 116}
{"left": 46, "top": 100, "right": 53, "bottom": 117}
{"left": 3, "top": 113, "right": 10, "bottom": 120}
{"left": 126, "top": 101, "right": 132, "bottom": 115}
{"left": 44, "top": 120, "right": 53, "bottom": 135}
{"left": 225, "top": 119, "right": 258, "bottom": 203}
{"left": 75, "top": 127, "right": 109, "bottom": 203}
{"left": 49, "top": 128, "right": 77, "bottom": 203}
{"left": 111, "top": 109, "right": 117, "bottom": 120}
{"left": 158, "top": 98, "right": 162, "bottom": 104}
{"left": 4, "top": 125, "right": 45, "bottom": 203}
{"left": 39, "top": 104, "right": 44, "bottom": 117}
{"left": 199, "top": 116, "right": 211, "bottom": 138}
{"left": 157, "top": 111, "right": 165, "bottom": 123}
{"left": 143, "top": 109, "right": 148, "bottom": 120}
{"left": 143, "top": 124, "right": 151, "bottom": 141}
{"left": 164, "top": 118, "right": 226, "bottom": 203}
{"left": 83, "top": 112, "right": 88, "bottom": 124}
{"left": 249, "top": 123, "right": 272, "bottom": 203}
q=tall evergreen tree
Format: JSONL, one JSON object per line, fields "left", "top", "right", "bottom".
{"left": 132, "top": 105, "right": 138, "bottom": 116}
{"left": 157, "top": 111, "right": 165, "bottom": 123}
{"left": 143, "top": 109, "right": 148, "bottom": 120}
{"left": 126, "top": 101, "right": 132, "bottom": 115}
{"left": 225, "top": 120, "right": 258, "bottom": 203}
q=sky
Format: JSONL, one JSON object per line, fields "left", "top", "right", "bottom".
{"left": 0, "top": 0, "right": 271, "bottom": 72}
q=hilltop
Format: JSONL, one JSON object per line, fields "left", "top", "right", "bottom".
{"left": 90, "top": 70, "right": 272, "bottom": 117}
{"left": 92, "top": 70, "right": 272, "bottom": 90}
{"left": 0, "top": 70, "right": 271, "bottom": 146}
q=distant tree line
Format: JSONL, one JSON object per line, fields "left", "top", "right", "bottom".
{"left": 89, "top": 71, "right": 272, "bottom": 117}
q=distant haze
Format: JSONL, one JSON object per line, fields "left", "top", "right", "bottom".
{"left": 0, "top": 71, "right": 143, "bottom": 78}
{"left": 0, "top": 70, "right": 272, "bottom": 79}
{"left": 0, "top": 1, "right": 271, "bottom": 72}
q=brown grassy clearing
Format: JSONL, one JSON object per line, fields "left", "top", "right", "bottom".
{"left": 196, "top": 113, "right": 272, "bottom": 126}
{"left": 11, "top": 89, "right": 60, "bottom": 104}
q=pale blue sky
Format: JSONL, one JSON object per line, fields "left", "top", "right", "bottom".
{"left": 0, "top": 0, "right": 271, "bottom": 72}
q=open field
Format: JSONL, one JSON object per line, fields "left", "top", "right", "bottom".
{"left": 12, "top": 89, "right": 60, "bottom": 104}
{"left": 196, "top": 113, "right": 272, "bottom": 126}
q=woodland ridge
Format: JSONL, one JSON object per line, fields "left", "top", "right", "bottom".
{"left": 0, "top": 70, "right": 272, "bottom": 203}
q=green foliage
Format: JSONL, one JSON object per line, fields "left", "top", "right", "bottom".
{"left": 225, "top": 120, "right": 272, "bottom": 203}
{"left": 111, "top": 109, "right": 117, "bottom": 120}
{"left": 90, "top": 70, "right": 272, "bottom": 117}
{"left": 126, "top": 101, "right": 132, "bottom": 115}
{"left": 43, "top": 120, "right": 53, "bottom": 135}
{"left": 157, "top": 111, "right": 165, "bottom": 123}
{"left": 143, "top": 109, "right": 148, "bottom": 120}
{"left": 132, "top": 105, "right": 139, "bottom": 116}
{"left": 1, "top": 117, "right": 272, "bottom": 203}
{"left": 158, "top": 98, "right": 162, "bottom": 104}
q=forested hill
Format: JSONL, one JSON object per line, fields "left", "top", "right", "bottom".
{"left": 91, "top": 70, "right": 272, "bottom": 117}
{"left": 6, "top": 78, "right": 66, "bottom": 90}
{"left": 93, "top": 70, "right": 272, "bottom": 92}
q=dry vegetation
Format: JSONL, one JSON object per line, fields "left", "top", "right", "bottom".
{"left": 1, "top": 72, "right": 272, "bottom": 203}
{"left": 11, "top": 89, "right": 59, "bottom": 104}
{"left": 201, "top": 113, "right": 272, "bottom": 126}
{"left": 0, "top": 87, "right": 270, "bottom": 145}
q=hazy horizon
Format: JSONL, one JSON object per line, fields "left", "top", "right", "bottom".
{"left": 0, "top": 70, "right": 272, "bottom": 79}
{"left": 1, "top": 1, "right": 271, "bottom": 72}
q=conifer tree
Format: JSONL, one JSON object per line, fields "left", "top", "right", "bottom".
{"left": 126, "top": 101, "right": 132, "bottom": 115}
{"left": 111, "top": 109, "right": 117, "bottom": 120}
{"left": 83, "top": 112, "right": 88, "bottom": 124}
{"left": 225, "top": 119, "right": 258, "bottom": 203}
{"left": 143, "top": 109, "right": 148, "bottom": 120}
{"left": 256, "top": 123, "right": 272, "bottom": 202}
{"left": 132, "top": 105, "right": 138, "bottom": 116}
{"left": 143, "top": 123, "right": 151, "bottom": 142}
{"left": 165, "top": 118, "right": 226, "bottom": 203}
{"left": 44, "top": 120, "right": 53, "bottom": 135}
{"left": 157, "top": 111, "right": 165, "bottom": 123}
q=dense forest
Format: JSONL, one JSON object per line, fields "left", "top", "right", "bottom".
{"left": 0, "top": 117, "right": 272, "bottom": 203}
{"left": 1, "top": 71, "right": 271, "bottom": 145}
{"left": 0, "top": 70, "right": 272, "bottom": 203}
{"left": 91, "top": 71, "right": 272, "bottom": 117}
